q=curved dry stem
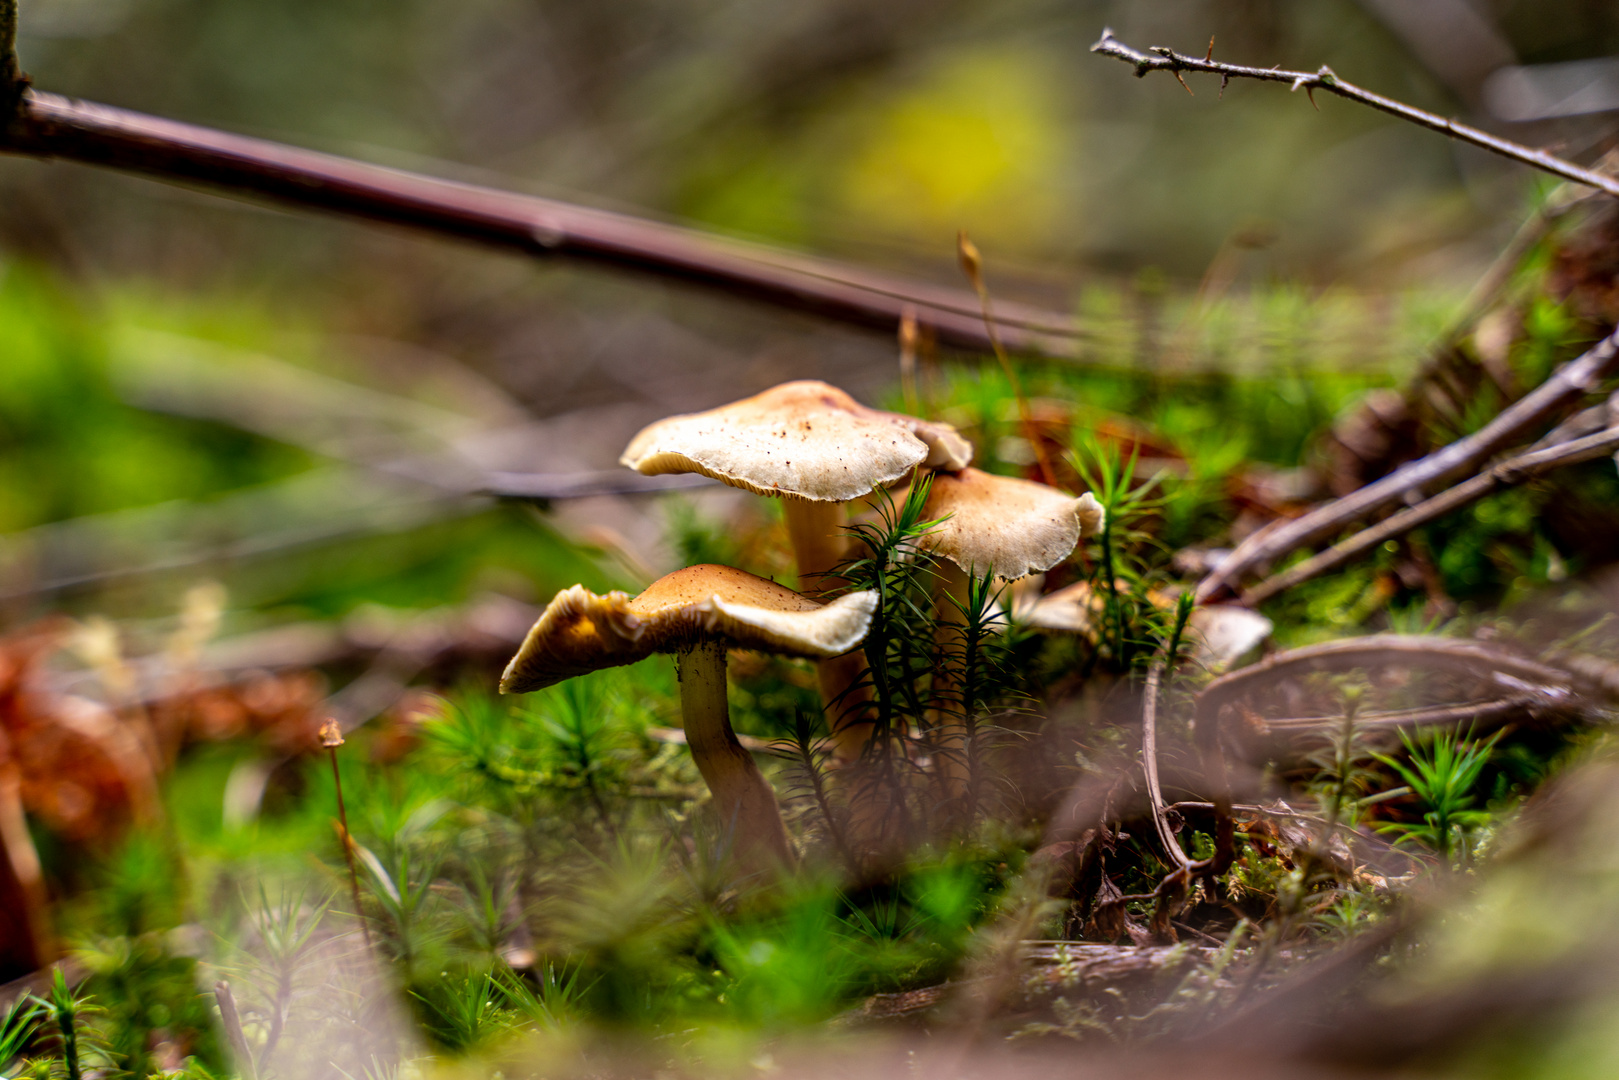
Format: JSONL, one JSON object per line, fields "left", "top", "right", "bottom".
{"left": 677, "top": 640, "right": 794, "bottom": 869}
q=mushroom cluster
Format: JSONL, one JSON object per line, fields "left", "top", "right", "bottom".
{"left": 501, "top": 378, "right": 1109, "bottom": 868}
{"left": 620, "top": 380, "right": 971, "bottom": 761}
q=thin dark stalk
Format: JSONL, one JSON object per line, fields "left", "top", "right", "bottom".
{"left": 0, "top": 91, "right": 1086, "bottom": 357}
{"left": 1099, "top": 512, "right": 1123, "bottom": 662}
{"left": 780, "top": 713, "right": 858, "bottom": 875}
{"left": 1, "top": 0, "right": 19, "bottom": 115}
{"left": 319, "top": 720, "right": 374, "bottom": 953}
{"left": 47, "top": 971, "right": 79, "bottom": 1080}
{"left": 1198, "top": 327, "right": 1619, "bottom": 601}
{"left": 1242, "top": 425, "right": 1619, "bottom": 605}
{"left": 1091, "top": 29, "right": 1619, "bottom": 200}
{"left": 958, "top": 232, "right": 1061, "bottom": 488}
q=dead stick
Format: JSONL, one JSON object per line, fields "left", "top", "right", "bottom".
{"left": 1198, "top": 327, "right": 1619, "bottom": 601}
{"left": 0, "top": 90, "right": 1084, "bottom": 357}
{"left": 1090, "top": 29, "right": 1619, "bottom": 200}
{"left": 1243, "top": 425, "right": 1619, "bottom": 605}
{"left": 1194, "top": 636, "right": 1586, "bottom": 737}
{"left": 1262, "top": 695, "right": 1540, "bottom": 733}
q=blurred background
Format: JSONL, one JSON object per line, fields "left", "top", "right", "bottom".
{"left": 0, "top": 0, "right": 1617, "bottom": 621}
{"left": 6, "top": 3, "right": 1619, "bottom": 1069}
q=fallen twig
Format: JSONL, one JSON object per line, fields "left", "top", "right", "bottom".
{"left": 1260, "top": 696, "right": 1541, "bottom": 734}
{"left": 1090, "top": 29, "right": 1619, "bottom": 200}
{"left": 1242, "top": 425, "right": 1619, "bottom": 605}
{"left": 0, "top": 90, "right": 1085, "bottom": 357}
{"left": 1194, "top": 635, "right": 1586, "bottom": 737}
{"left": 1197, "top": 327, "right": 1619, "bottom": 601}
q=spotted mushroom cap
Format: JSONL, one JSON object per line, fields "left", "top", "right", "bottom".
{"left": 918, "top": 468, "right": 1105, "bottom": 581}
{"left": 620, "top": 380, "right": 972, "bottom": 502}
{"left": 500, "top": 564, "right": 878, "bottom": 693}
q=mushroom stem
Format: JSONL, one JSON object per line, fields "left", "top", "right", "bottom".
{"left": 781, "top": 499, "right": 874, "bottom": 762}
{"left": 676, "top": 641, "right": 795, "bottom": 868}
{"left": 781, "top": 499, "right": 847, "bottom": 591}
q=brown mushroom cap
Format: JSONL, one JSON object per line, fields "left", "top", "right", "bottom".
{"left": 500, "top": 564, "right": 878, "bottom": 693}
{"left": 919, "top": 468, "right": 1106, "bottom": 581}
{"left": 620, "top": 380, "right": 972, "bottom": 502}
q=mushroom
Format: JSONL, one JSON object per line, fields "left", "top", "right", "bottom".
{"left": 916, "top": 468, "right": 1106, "bottom": 790}
{"left": 620, "top": 381, "right": 970, "bottom": 759}
{"left": 500, "top": 563, "right": 877, "bottom": 867}
{"left": 1017, "top": 583, "right": 1272, "bottom": 671}
{"left": 919, "top": 468, "right": 1105, "bottom": 584}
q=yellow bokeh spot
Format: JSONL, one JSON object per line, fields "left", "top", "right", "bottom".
{"left": 836, "top": 50, "right": 1067, "bottom": 250}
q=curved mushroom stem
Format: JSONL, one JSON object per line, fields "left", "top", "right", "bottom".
{"left": 677, "top": 641, "right": 795, "bottom": 869}
{"left": 781, "top": 499, "right": 873, "bottom": 762}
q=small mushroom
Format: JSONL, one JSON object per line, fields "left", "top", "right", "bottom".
{"left": 1017, "top": 583, "right": 1272, "bottom": 671}
{"left": 621, "top": 381, "right": 970, "bottom": 759}
{"left": 500, "top": 564, "right": 877, "bottom": 867}
{"left": 916, "top": 468, "right": 1105, "bottom": 791}
{"left": 919, "top": 468, "right": 1104, "bottom": 583}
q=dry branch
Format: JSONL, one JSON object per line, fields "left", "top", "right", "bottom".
{"left": 1197, "top": 327, "right": 1619, "bottom": 601}
{"left": 1193, "top": 635, "right": 1584, "bottom": 737}
{"left": 0, "top": 90, "right": 1085, "bottom": 357}
{"left": 1091, "top": 29, "right": 1619, "bottom": 200}
{"left": 1242, "top": 424, "right": 1619, "bottom": 605}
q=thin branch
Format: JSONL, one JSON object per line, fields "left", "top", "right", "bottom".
{"left": 1242, "top": 425, "right": 1619, "bottom": 605}
{"left": 1091, "top": 29, "right": 1619, "bottom": 200}
{"left": 1261, "top": 695, "right": 1540, "bottom": 733}
{"left": 0, "top": 90, "right": 1087, "bottom": 357}
{"left": 1197, "top": 327, "right": 1619, "bottom": 601}
{"left": 1194, "top": 635, "right": 1589, "bottom": 740}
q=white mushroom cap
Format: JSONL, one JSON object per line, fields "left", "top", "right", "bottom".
{"left": 500, "top": 564, "right": 878, "bottom": 693}
{"left": 919, "top": 468, "right": 1105, "bottom": 581}
{"left": 620, "top": 380, "right": 972, "bottom": 502}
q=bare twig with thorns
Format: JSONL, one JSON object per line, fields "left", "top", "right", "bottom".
{"left": 1091, "top": 29, "right": 1619, "bottom": 200}
{"left": 1243, "top": 424, "right": 1619, "bottom": 605}
{"left": 1197, "top": 327, "right": 1619, "bottom": 601}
